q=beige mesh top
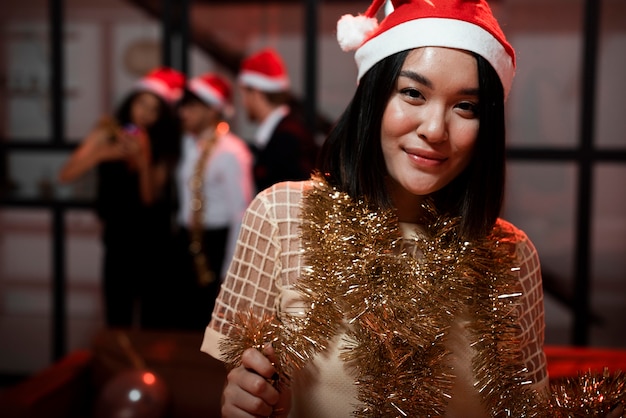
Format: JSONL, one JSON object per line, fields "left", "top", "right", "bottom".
{"left": 201, "top": 180, "right": 549, "bottom": 418}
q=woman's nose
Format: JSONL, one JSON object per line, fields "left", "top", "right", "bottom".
{"left": 416, "top": 105, "right": 447, "bottom": 143}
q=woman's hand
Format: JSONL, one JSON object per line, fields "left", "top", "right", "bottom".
{"left": 221, "top": 346, "right": 291, "bottom": 418}
{"left": 115, "top": 128, "right": 151, "bottom": 170}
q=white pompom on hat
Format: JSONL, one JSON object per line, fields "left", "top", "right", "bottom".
{"left": 187, "top": 73, "right": 235, "bottom": 118}
{"left": 134, "top": 66, "right": 185, "bottom": 104}
{"left": 238, "top": 48, "right": 291, "bottom": 93}
{"left": 337, "top": 0, "right": 516, "bottom": 98}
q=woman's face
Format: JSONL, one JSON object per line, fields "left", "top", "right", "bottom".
{"left": 381, "top": 47, "right": 480, "bottom": 208}
{"left": 130, "top": 92, "right": 162, "bottom": 129}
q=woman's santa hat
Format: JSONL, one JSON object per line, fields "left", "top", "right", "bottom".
{"left": 135, "top": 66, "right": 185, "bottom": 104}
{"left": 238, "top": 48, "right": 290, "bottom": 93}
{"left": 187, "top": 73, "right": 235, "bottom": 117}
{"left": 337, "top": 0, "right": 516, "bottom": 98}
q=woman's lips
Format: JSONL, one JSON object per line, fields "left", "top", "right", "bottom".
{"left": 405, "top": 147, "right": 447, "bottom": 167}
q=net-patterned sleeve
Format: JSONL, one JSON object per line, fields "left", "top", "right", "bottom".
{"left": 201, "top": 181, "right": 308, "bottom": 360}
{"left": 502, "top": 220, "right": 549, "bottom": 390}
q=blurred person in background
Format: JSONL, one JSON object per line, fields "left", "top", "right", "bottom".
{"left": 58, "top": 66, "right": 184, "bottom": 329}
{"left": 173, "top": 72, "right": 254, "bottom": 330}
{"left": 238, "top": 48, "right": 319, "bottom": 193}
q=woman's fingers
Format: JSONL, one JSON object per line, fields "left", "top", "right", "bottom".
{"left": 261, "top": 344, "right": 291, "bottom": 418}
{"left": 222, "top": 368, "right": 275, "bottom": 417}
{"left": 221, "top": 348, "right": 281, "bottom": 417}
{"left": 241, "top": 347, "right": 278, "bottom": 382}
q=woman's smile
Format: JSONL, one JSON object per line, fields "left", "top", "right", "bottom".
{"left": 403, "top": 146, "right": 448, "bottom": 167}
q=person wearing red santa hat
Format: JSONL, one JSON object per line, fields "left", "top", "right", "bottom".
{"left": 172, "top": 72, "right": 254, "bottom": 330}
{"left": 200, "top": 1, "right": 624, "bottom": 417}
{"left": 58, "top": 66, "right": 184, "bottom": 329}
{"left": 238, "top": 47, "right": 319, "bottom": 194}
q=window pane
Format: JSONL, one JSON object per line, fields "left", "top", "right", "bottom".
{"left": 590, "top": 165, "right": 626, "bottom": 347}
{"left": 504, "top": 1, "right": 584, "bottom": 148}
{"left": 596, "top": 1, "right": 626, "bottom": 150}
{"left": 3, "top": 19, "right": 51, "bottom": 141}
{"left": 504, "top": 162, "right": 578, "bottom": 346}
{"left": 6, "top": 151, "right": 84, "bottom": 199}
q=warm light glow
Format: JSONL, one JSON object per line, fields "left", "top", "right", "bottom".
{"left": 143, "top": 372, "right": 156, "bottom": 385}
{"left": 217, "top": 121, "right": 230, "bottom": 135}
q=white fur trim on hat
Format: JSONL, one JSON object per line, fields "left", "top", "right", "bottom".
{"left": 355, "top": 17, "right": 515, "bottom": 98}
{"left": 189, "top": 78, "right": 225, "bottom": 109}
{"left": 135, "top": 78, "right": 181, "bottom": 103}
{"left": 337, "top": 14, "right": 379, "bottom": 52}
{"left": 238, "top": 71, "right": 290, "bottom": 93}
{"left": 188, "top": 78, "right": 234, "bottom": 118}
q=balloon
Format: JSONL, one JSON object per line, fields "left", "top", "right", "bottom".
{"left": 93, "top": 369, "right": 169, "bottom": 418}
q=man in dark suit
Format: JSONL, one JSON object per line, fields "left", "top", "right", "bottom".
{"left": 238, "top": 48, "right": 319, "bottom": 193}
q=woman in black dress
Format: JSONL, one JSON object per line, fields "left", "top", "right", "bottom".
{"left": 59, "top": 67, "right": 184, "bottom": 329}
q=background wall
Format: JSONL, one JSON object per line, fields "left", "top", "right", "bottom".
{"left": 0, "top": 0, "right": 625, "bottom": 377}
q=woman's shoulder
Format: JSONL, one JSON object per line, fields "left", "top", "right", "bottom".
{"left": 494, "top": 218, "right": 538, "bottom": 256}
{"left": 494, "top": 218, "right": 529, "bottom": 240}
{"left": 248, "top": 179, "right": 315, "bottom": 218}
{"left": 256, "top": 179, "right": 314, "bottom": 201}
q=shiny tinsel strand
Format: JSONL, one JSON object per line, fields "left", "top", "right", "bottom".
{"left": 549, "top": 369, "right": 626, "bottom": 417}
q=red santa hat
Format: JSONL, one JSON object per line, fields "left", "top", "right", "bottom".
{"left": 135, "top": 66, "right": 185, "bottom": 104}
{"left": 187, "top": 73, "right": 234, "bottom": 117}
{"left": 337, "top": 0, "right": 516, "bottom": 98}
{"left": 238, "top": 48, "right": 291, "bottom": 93}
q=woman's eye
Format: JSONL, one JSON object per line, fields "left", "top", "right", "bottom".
{"left": 457, "top": 101, "right": 479, "bottom": 116}
{"left": 400, "top": 88, "right": 423, "bottom": 100}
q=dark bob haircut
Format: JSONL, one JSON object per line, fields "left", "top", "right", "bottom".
{"left": 317, "top": 49, "right": 506, "bottom": 240}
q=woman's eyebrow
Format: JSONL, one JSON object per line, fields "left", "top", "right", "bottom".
{"left": 399, "top": 70, "right": 431, "bottom": 87}
{"left": 399, "top": 69, "right": 479, "bottom": 96}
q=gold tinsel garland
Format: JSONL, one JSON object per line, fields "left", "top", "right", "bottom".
{"left": 220, "top": 175, "right": 624, "bottom": 417}
{"left": 188, "top": 123, "right": 228, "bottom": 286}
{"left": 549, "top": 369, "right": 625, "bottom": 417}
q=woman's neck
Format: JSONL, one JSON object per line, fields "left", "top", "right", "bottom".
{"left": 395, "top": 198, "right": 425, "bottom": 224}
{"left": 387, "top": 179, "right": 427, "bottom": 224}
